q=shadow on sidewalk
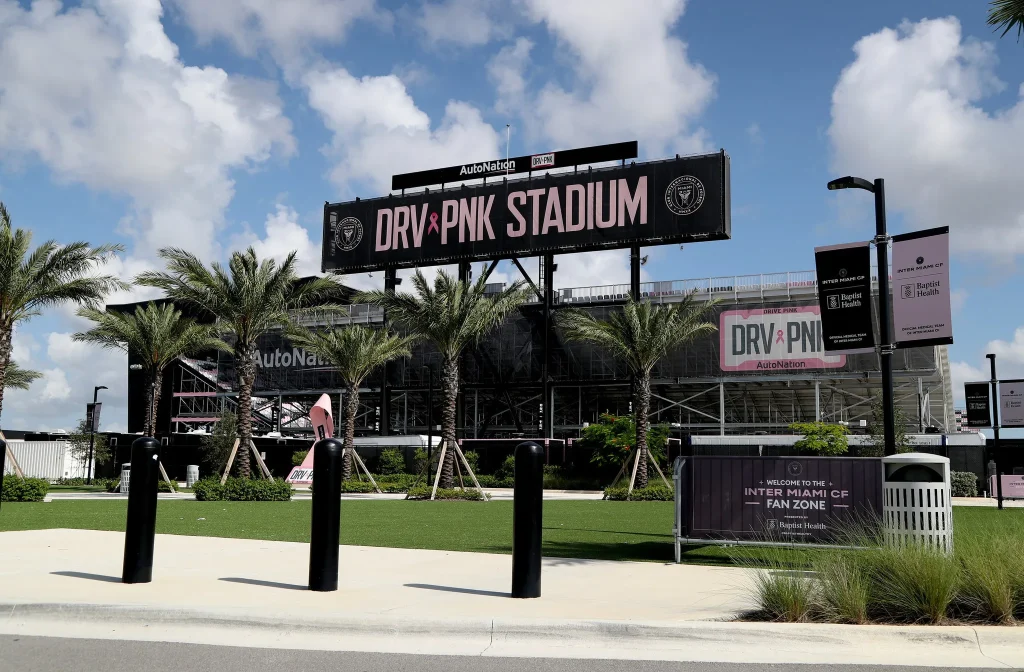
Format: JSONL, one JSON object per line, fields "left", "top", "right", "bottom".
{"left": 51, "top": 571, "right": 121, "bottom": 583}
{"left": 219, "top": 577, "right": 307, "bottom": 591}
{"left": 405, "top": 583, "right": 508, "bottom": 598}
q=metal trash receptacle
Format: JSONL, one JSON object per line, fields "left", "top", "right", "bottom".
{"left": 120, "top": 463, "right": 131, "bottom": 494}
{"left": 186, "top": 465, "right": 199, "bottom": 488}
{"left": 882, "top": 453, "right": 952, "bottom": 553}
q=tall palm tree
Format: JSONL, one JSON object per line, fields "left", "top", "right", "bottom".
{"left": 558, "top": 294, "right": 717, "bottom": 489}
{"left": 988, "top": 0, "right": 1024, "bottom": 42}
{"left": 287, "top": 324, "right": 416, "bottom": 479}
{"left": 358, "top": 270, "right": 531, "bottom": 488}
{"left": 4, "top": 361, "right": 41, "bottom": 390}
{"left": 0, "top": 202, "right": 125, "bottom": 427}
{"left": 73, "top": 302, "right": 227, "bottom": 436}
{"left": 136, "top": 248, "right": 344, "bottom": 476}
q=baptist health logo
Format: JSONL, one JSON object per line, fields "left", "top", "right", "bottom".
{"left": 334, "top": 216, "right": 363, "bottom": 252}
{"left": 665, "top": 175, "right": 705, "bottom": 216}
{"left": 827, "top": 294, "right": 840, "bottom": 310}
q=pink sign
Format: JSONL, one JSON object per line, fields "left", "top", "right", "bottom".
{"left": 286, "top": 393, "right": 333, "bottom": 484}
{"left": 989, "top": 475, "right": 1024, "bottom": 499}
{"left": 891, "top": 228, "right": 953, "bottom": 346}
{"left": 720, "top": 306, "right": 847, "bottom": 372}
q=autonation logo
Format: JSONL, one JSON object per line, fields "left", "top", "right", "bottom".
{"left": 459, "top": 160, "right": 515, "bottom": 176}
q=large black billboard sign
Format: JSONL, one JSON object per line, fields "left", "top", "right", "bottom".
{"left": 391, "top": 141, "right": 638, "bottom": 191}
{"left": 814, "top": 241, "right": 875, "bottom": 352}
{"left": 964, "top": 382, "right": 992, "bottom": 428}
{"left": 323, "top": 151, "right": 731, "bottom": 274}
{"left": 677, "top": 456, "right": 882, "bottom": 543}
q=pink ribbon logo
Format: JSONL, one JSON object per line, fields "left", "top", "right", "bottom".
{"left": 427, "top": 212, "right": 439, "bottom": 234}
{"left": 776, "top": 330, "right": 785, "bottom": 344}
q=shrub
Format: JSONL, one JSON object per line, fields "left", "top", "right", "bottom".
{"left": 101, "top": 478, "right": 121, "bottom": 493}
{"left": 292, "top": 450, "right": 308, "bottom": 467}
{"left": 814, "top": 552, "right": 869, "bottom": 624}
{"left": 52, "top": 477, "right": 87, "bottom": 486}
{"left": 864, "top": 544, "right": 959, "bottom": 624}
{"left": 377, "top": 448, "right": 407, "bottom": 475}
{"left": 406, "top": 485, "right": 486, "bottom": 501}
{"left": 222, "top": 477, "right": 292, "bottom": 501}
{"left": 462, "top": 450, "right": 480, "bottom": 475}
{"left": 1, "top": 476, "right": 49, "bottom": 502}
{"left": 603, "top": 484, "right": 673, "bottom": 501}
{"left": 375, "top": 473, "right": 419, "bottom": 493}
{"left": 340, "top": 479, "right": 376, "bottom": 493}
{"left": 789, "top": 422, "right": 849, "bottom": 456}
{"left": 475, "top": 474, "right": 513, "bottom": 488}
{"left": 494, "top": 454, "right": 516, "bottom": 481}
{"left": 950, "top": 471, "right": 978, "bottom": 498}
{"left": 157, "top": 480, "right": 177, "bottom": 493}
{"left": 192, "top": 477, "right": 224, "bottom": 501}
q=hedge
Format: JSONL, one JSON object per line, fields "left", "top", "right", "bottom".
{"left": 604, "top": 483, "right": 673, "bottom": 501}
{"left": 406, "top": 485, "right": 487, "bottom": 501}
{"left": 192, "top": 476, "right": 292, "bottom": 501}
{"left": 950, "top": 471, "right": 979, "bottom": 498}
{"left": 1, "top": 476, "right": 49, "bottom": 502}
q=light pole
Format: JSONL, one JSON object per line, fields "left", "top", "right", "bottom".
{"left": 422, "top": 365, "right": 434, "bottom": 486}
{"left": 86, "top": 385, "right": 108, "bottom": 484}
{"left": 827, "top": 176, "right": 896, "bottom": 455}
{"left": 987, "top": 353, "right": 1003, "bottom": 510}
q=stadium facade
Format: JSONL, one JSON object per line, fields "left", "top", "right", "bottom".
{"left": 129, "top": 267, "right": 953, "bottom": 443}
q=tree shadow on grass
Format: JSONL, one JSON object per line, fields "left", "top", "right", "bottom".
{"left": 51, "top": 571, "right": 121, "bottom": 583}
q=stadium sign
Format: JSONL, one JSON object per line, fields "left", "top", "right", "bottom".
{"left": 814, "top": 241, "right": 875, "bottom": 352}
{"left": 322, "top": 151, "right": 731, "bottom": 274}
{"left": 391, "top": 141, "right": 638, "bottom": 190}
{"left": 892, "top": 226, "right": 953, "bottom": 348}
{"left": 720, "top": 305, "right": 846, "bottom": 372}
{"left": 963, "top": 382, "right": 991, "bottom": 428}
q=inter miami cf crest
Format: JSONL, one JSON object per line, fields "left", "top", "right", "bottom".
{"left": 334, "top": 217, "right": 363, "bottom": 252}
{"left": 665, "top": 175, "right": 705, "bottom": 216}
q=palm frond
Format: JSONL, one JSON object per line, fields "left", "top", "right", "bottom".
{"left": 5, "top": 360, "right": 42, "bottom": 390}
{"left": 988, "top": 0, "right": 1024, "bottom": 40}
{"left": 286, "top": 324, "right": 415, "bottom": 385}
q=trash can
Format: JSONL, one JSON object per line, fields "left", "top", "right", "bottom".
{"left": 882, "top": 453, "right": 952, "bottom": 553}
{"left": 120, "top": 463, "right": 131, "bottom": 494}
{"left": 186, "top": 465, "right": 199, "bottom": 488}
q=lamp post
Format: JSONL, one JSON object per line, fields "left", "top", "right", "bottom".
{"left": 988, "top": 353, "right": 1003, "bottom": 510}
{"left": 422, "top": 365, "right": 434, "bottom": 486}
{"left": 86, "top": 385, "right": 108, "bottom": 484}
{"left": 827, "top": 176, "right": 896, "bottom": 455}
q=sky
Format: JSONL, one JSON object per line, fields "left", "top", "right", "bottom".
{"left": 0, "top": 0, "right": 1022, "bottom": 433}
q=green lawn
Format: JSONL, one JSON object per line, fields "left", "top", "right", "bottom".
{"left": 1, "top": 500, "right": 1020, "bottom": 566}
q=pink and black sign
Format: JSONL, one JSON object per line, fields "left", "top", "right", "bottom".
{"left": 719, "top": 305, "right": 846, "bottom": 372}
{"left": 677, "top": 456, "right": 882, "bottom": 543}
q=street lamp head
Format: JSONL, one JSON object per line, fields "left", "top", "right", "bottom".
{"left": 96, "top": 385, "right": 108, "bottom": 391}
{"left": 827, "top": 176, "right": 875, "bottom": 193}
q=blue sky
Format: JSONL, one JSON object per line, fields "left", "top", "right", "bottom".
{"left": 0, "top": 0, "right": 1022, "bottom": 432}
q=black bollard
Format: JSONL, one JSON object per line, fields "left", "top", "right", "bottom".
{"left": 122, "top": 437, "right": 160, "bottom": 584}
{"left": 512, "top": 441, "right": 544, "bottom": 598}
{"left": 309, "top": 438, "right": 343, "bottom": 592}
{"left": 0, "top": 438, "right": 6, "bottom": 513}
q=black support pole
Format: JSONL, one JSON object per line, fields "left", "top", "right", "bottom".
{"left": 542, "top": 254, "right": 554, "bottom": 438}
{"left": 381, "top": 269, "right": 398, "bottom": 437}
{"left": 425, "top": 366, "right": 434, "bottom": 485}
{"left": 122, "top": 437, "right": 160, "bottom": 584}
{"left": 0, "top": 439, "right": 6, "bottom": 513}
{"left": 309, "top": 438, "right": 343, "bottom": 591}
{"left": 630, "top": 244, "right": 641, "bottom": 300}
{"left": 988, "top": 354, "right": 1003, "bottom": 510}
{"left": 873, "top": 179, "right": 896, "bottom": 456}
{"left": 457, "top": 262, "right": 471, "bottom": 439}
{"left": 512, "top": 441, "right": 543, "bottom": 598}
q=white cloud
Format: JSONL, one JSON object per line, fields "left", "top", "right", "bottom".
{"left": 233, "top": 204, "right": 322, "bottom": 278}
{"left": 746, "top": 122, "right": 763, "bottom": 147}
{"left": 950, "top": 326, "right": 1024, "bottom": 405}
{"left": 0, "top": 0, "right": 295, "bottom": 263}
{"left": 988, "top": 327, "right": 1024, "bottom": 367}
{"left": 38, "top": 368, "right": 71, "bottom": 402}
{"left": 950, "top": 288, "right": 968, "bottom": 314}
{"left": 496, "top": 0, "right": 715, "bottom": 157}
{"left": 416, "top": 0, "right": 506, "bottom": 47}
{"left": 829, "top": 17, "right": 1024, "bottom": 257}
{"left": 304, "top": 66, "right": 502, "bottom": 196}
{"left": 949, "top": 359, "right": 986, "bottom": 406}
{"left": 488, "top": 37, "right": 532, "bottom": 116}
{"left": 168, "top": 0, "right": 389, "bottom": 66}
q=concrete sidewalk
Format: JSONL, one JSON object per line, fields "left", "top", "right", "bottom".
{"left": 1, "top": 529, "right": 1022, "bottom": 667}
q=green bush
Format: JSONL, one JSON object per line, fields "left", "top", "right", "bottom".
{"left": 494, "top": 454, "right": 516, "bottom": 481}
{"left": 158, "top": 480, "right": 177, "bottom": 493}
{"left": 340, "top": 479, "right": 376, "bottom": 493}
{"left": 292, "top": 450, "right": 308, "bottom": 467}
{"left": 375, "top": 473, "right": 419, "bottom": 493}
{"left": 406, "top": 485, "right": 486, "bottom": 501}
{"left": 192, "top": 477, "right": 224, "bottom": 501}
{"left": 950, "top": 471, "right": 978, "bottom": 498}
{"left": 377, "top": 448, "right": 407, "bottom": 475}
{"left": 52, "top": 477, "right": 87, "bottom": 486}
{"left": 222, "top": 477, "right": 292, "bottom": 501}
{"left": 603, "top": 484, "right": 673, "bottom": 501}
{"left": 462, "top": 450, "right": 479, "bottom": 475}
{"left": 1, "top": 476, "right": 50, "bottom": 502}
{"left": 101, "top": 478, "right": 121, "bottom": 493}
{"left": 864, "top": 544, "right": 959, "bottom": 624}
{"left": 476, "top": 474, "right": 513, "bottom": 488}
{"left": 789, "top": 422, "right": 849, "bottom": 456}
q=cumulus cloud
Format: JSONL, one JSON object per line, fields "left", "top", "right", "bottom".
{"left": 0, "top": 0, "right": 295, "bottom": 263}
{"left": 416, "top": 0, "right": 508, "bottom": 47}
{"left": 493, "top": 0, "right": 715, "bottom": 157}
{"left": 950, "top": 327, "right": 1024, "bottom": 405}
{"left": 303, "top": 66, "right": 502, "bottom": 196}
{"left": 829, "top": 17, "right": 1024, "bottom": 257}
{"left": 232, "top": 204, "right": 323, "bottom": 278}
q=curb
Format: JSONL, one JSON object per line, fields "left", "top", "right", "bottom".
{"left": 2, "top": 602, "right": 1023, "bottom": 667}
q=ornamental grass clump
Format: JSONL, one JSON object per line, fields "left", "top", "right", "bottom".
{"left": 813, "top": 551, "right": 869, "bottom": 624}
{"left": 954, "top": 516, "right": 1024, "bottom": 623}
{"left": 741, "top": 545, "right": 816, "bottom": 622}
{"left": 863, "top": 543, "right": 959, "bottom": 624}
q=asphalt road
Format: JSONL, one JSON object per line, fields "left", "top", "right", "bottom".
{"left": 0, "top": 635, "right": 1010, "bottom": 672}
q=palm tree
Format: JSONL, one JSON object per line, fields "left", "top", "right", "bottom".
{"left": 73, "top": 302, "right": 227, "bottom": 436}
{"left": 287, "top": 324, "right": 415, "bottom": 480}
{"left": 358, "top": 270, "right": 531, "bottom": 489}
{"left": 558, "top": 295, "right": 717, "bottom": 489}
{"left": 136, "top": 248, "right": 344, "bottom": 476}
{"left": 4, "top": 361, "right": 41, "bottom": 390}
{"left": 988, "top": 0, "right": 1024, "bottom": 42}
{"left": 0, "top": 202, "right": 125, "bottom": 427}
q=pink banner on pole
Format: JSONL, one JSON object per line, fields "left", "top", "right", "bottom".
{"left": 989, "top": 475, "right": 1024, "bottom": 499}
{"left": 286, "top": 393, "right": 333, "bottom": 484}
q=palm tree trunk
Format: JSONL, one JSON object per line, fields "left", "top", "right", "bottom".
{"left": 439, "top": 356, "right": 459, "bottom": 489}
{"left": 144, "top": 369, "right": 158, "bottom": 437}
{"left": 235, "top": 345, "right": 255, "bottom": 478}
{"left": 151, "top": 370, "right": 164, "bottom": 437}
{"left": 0, "top": 325, "right": 12, "bottom": 427}
{"left": 343, "top": 382, "right": 358, "bottom": 481}
{"left": 635, "top": 372, "right": 651, "bottom": 490}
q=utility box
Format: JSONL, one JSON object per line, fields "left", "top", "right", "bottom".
{"left": 186, "top": 465, "right": 199, "bottom": 488}
{"left": 882, "top": 453, "right": 952, "bottom": 553}
{"left": 120, "top": 463, "right": 131, "bottom": 494}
